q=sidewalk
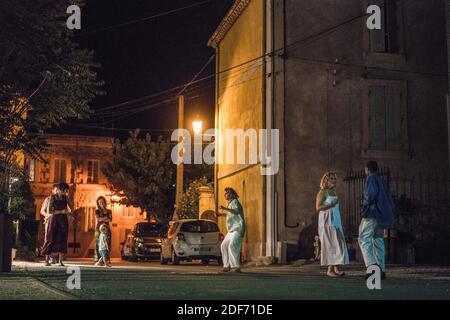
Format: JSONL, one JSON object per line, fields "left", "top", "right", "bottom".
{"left": 3, "top": 259, "right": 450, "bottom": 300}
{"left": 244, "top": 260, "right": 450, "bottom": 280}
{"left": 10, "top": 258, "right": 450, "bottom": 280}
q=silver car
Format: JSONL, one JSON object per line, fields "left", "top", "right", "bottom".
{"left": 160, "top": 219, "right": 223, "bottom": 265}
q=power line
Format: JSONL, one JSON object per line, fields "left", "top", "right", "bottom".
{"left": 73, "top": 0, "right": 217, "bottom": 38}
{"left": 85, "top": 0, "right": 446, "bottom": 122}
{"left": 289, "top": 56, "right": 448, "bottom": 78}
{"left": 177, "top": 54, "right": 215, "bottom": 96}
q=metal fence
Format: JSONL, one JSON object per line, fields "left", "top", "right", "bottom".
{"left": 343, "top": 168, "right": 450, "bottom": 240}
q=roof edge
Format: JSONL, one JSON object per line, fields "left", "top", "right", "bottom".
{"left": 207, "top": 0, "right": 251, "bottom": 48}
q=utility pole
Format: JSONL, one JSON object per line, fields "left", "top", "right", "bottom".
{"left": 1, "top": 176, "right": 13, "bottom": 272}
{"left": 175, "top": 95, "right": 185, "bottom": 211}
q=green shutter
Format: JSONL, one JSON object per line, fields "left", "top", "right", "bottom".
{"left": 386, "top": 0, "right": 399, "bottom": 53}
{"left": 370, "top": 1, "right": 386, "bottom": 52}
{"left": 369, "top": 86, "right": 387, "bottom": 150}
{"left": 385, "top": 86, "right": 402, "bottom": 150}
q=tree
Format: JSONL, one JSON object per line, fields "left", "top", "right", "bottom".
{"left": 179, "top": 177, "right": 209, "bottom": 220}
{"left": 103, "top": 130, "right": 174, "bottom": 219}
{"left": 0, "top": 0, "right": 102, "bottom": 271}
{"left": 0, "top": 0, "right": 103, "bottom": 187}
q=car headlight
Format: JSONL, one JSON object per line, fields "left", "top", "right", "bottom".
{"left": 156, "top": 238, "right": 162, "bottom": 243}
{"left": 135, "top": 237, "right": 144, "bottom": 243}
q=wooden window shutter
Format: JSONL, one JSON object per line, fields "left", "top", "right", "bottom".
{"left": 60, "top": 159, "right": 67, "bottom": 183}
{"left": 369, "top": 86, "right": 387, "bottom": 150}
{"left": 385, "top": 0, "right": 399, "bottom": 53}
{"left": 54, "top": 160, "right": 60, "bottom": 183}
{"left": 385, "top": 86, "right": 402, "bottom": 150}
{"left": 370, "top": 0, "right": 386, "bottom": 52}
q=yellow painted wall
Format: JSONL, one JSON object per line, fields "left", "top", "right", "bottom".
{"left": 216, "top": 0, "right": 265, "bottom": 261}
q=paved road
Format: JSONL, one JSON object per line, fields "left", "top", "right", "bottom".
{"left": 2, "top": 260, "right": 449, "bottom": 300}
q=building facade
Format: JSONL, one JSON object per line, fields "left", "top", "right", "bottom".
{"left": 210, "top": 0, "right": 450, "bottom": 262}
{"left": 26, "top": 134, "right": 145, "bottom": 258}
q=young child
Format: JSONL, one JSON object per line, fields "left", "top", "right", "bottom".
{"left": 95, "top": 224, "right": 111, "bottom": 268}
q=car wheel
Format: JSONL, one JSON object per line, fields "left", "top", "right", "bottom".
{"left": 217, "top": 257, "right": 223, "bottom": 266}
{"left": 171, "top": 248, "right": 180, "bottom": 265}
{"left": 201, "top": 259, "right": 210, "bottom": 266}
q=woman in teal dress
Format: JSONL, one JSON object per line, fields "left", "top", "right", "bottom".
{"left": 316, "top": 172, "right": 349, "bottom": 277}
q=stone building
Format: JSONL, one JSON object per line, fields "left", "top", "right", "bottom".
{"left": 26, "top": 134, "right": 144, "bottom": 258}
{"left": 209, "top": 0, "right": 450, "bottom": 263}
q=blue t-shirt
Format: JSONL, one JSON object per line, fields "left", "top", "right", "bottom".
{"left": 98, "top": 233, "right": 109, "bottom": 251}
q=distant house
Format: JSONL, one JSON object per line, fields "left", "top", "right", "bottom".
{"left": 209, "top": 0, "right": 450, "bottom": 263}
{"left": 25, "top": 134, "right": 145, "bottom": 258}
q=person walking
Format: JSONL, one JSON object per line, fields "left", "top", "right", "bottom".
{"left": 316, "top": 172, "right": 349, "bottom": 277}
{"left": 358, "top": 161, "right": 395, "bottom": 280}
{"left": 218, "top": 188, "right": 246, "bottom": 273}
{"left": 95, "top": 224, "right": 111, "bottom": 268}
{"left": 41, "top": 183, "right": 71, "bottom": 266}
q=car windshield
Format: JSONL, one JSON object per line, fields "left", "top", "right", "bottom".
{"left": 180, "top": 221, "right": 219, "bottom": 233}
{"left": 136, "top": 223, "right": 164, "bottom": 236}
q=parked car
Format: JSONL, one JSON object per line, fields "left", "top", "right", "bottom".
{"left": 160, "top": 219, "right": 224, "bottom": 265}
{"left": 121, "top": 221, "right": 168, "bottom": 261}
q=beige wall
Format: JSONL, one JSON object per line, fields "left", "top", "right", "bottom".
{"left": 215, "top": 0, "right": 265, "bottom": 261}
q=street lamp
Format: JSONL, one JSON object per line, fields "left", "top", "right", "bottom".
{"left": 192, "top": 120, "right": 203, "bottom": 135}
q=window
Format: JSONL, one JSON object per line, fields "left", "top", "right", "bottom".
{"left": 82, "top": 207, "right": 97, "bottom": 232}
{"left": 40, "top": 159, "right": 50, "bottom": 183}
{"left": 122, "top": 206, "right": 135, "bottom": 218}
{"left": 70, "top": 160, "right": 83, "bottom": 184}
{"left": 180, "top": 221, "right": 219, "bottom": 233}
{"left": 370, "top": 0, "right": 399, "bottom": 53}
{"left": 87, "top": 160, "right": 99, "bottom": 184}
{"left": 53, "top": 159, "right": 67, "bottom": 183}
{"left": 363, "top": 80, "right": 408, "bottom": 158}
{"left": 25, "top": 158, "right": 35, "bottom": 182}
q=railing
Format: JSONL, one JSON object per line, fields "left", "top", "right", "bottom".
{"left": 343, "top": 168, "right": 450, "bottom": 240}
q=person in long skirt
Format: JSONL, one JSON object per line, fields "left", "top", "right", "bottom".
{"left": 41, "top": 183, "right": 71, "bottom": 266}
{"left": 316, "top": 172, "right": 349, "bottom": 277}
{"left": 218, "top": 188, "right": 246, "bottom": 273}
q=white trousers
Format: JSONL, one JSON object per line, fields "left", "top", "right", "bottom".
{"left": 221, "top": 231, "right": 242, "bottom": 269}
{"left": 358, "top": 218, "right": 386, "bottom": 272}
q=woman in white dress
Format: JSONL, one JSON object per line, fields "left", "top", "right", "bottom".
{"left": 316, "top": 172, "right": 349, "bottom": 277}
{"left": 218, "top": 188, "right": 246, "bottom": 273}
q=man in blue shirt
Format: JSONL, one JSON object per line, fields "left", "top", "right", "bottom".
{"left": 358, "top": 161, "right": 395, "bottom": 279}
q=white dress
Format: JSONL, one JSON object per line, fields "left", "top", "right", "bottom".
{"left": 318, "top": 194, "right": 350, "bottom": 266}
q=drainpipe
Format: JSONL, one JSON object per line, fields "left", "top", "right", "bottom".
{"left": 282, "top": 0, "right": 299, "bottom": 230}
{"left": 265, "top": 0, "right": 277, "bottom": 257}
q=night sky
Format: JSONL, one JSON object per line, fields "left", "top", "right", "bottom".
{"left": 60, "top": 0, "right": 234, "bottom": 139}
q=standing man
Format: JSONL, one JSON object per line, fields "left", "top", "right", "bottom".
{"left": 358, "top": 161, "right": 395, "bottom": 279}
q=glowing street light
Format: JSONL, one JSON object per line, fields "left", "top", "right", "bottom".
{"left": 192, "top": 120, "right": 203, "bottom": 135}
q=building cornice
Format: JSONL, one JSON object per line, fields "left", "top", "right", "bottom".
{"left": 207, "top": 0, "right": 251, "bottom": 48}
